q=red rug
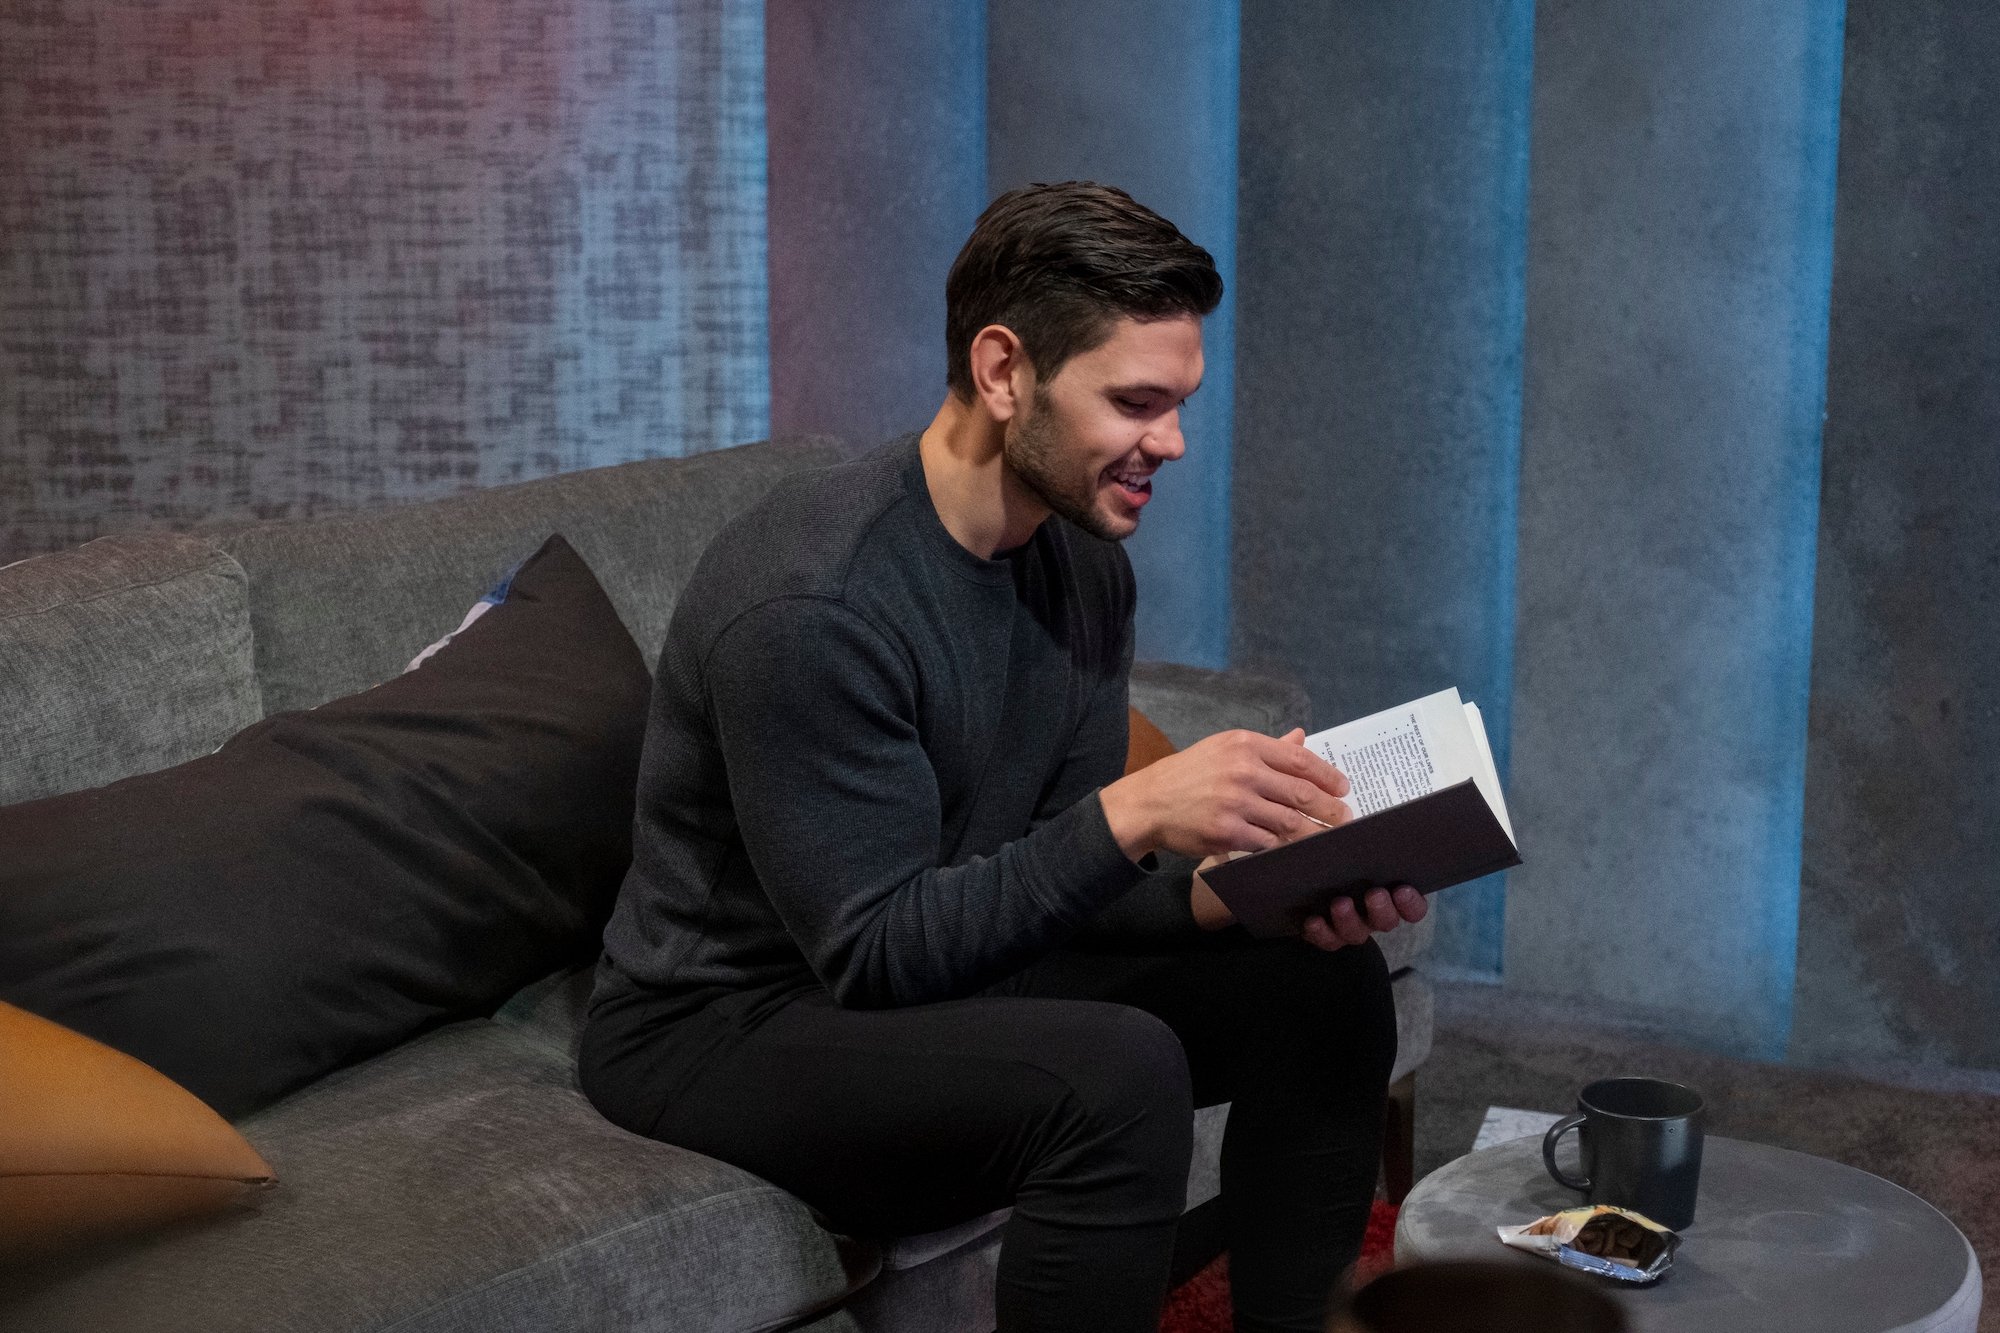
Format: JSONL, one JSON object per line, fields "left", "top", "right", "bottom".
{"left": 1158, "top": 1201, "right": 1399, "bottom": 1332}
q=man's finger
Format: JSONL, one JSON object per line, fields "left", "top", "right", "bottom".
{"left": 1285, "top": 776, "right": 1353, "bottom": 826}
{"left": 1238, "top": 795, "right": 1300, "bottom": 842}
{"left": 1260, "top": 732, "right": 1352, "bottom": 799}
{"left": 1300, "top": 915, "right": 1342, "bottom": 952}
{"left": 1245, "top": 765, "right": 1350, "bottom": 827}
{"left": 1243, "top": 771, "right": 1348, "bottom": 832}
{"left": 1392, "top": 884, "right": 1428, "bottom": 923}
{"left": 1298, "top": 795, "right": 1354, "bottom": 830}
{"left": 1324, "top": 895, "right": 1372, "bottom": 947}
{"left": 1361, "top": 887, "right": 1401, "bottom": 933}
{"left": 1226, "top": 815, "right": 1286, "bottom": 854}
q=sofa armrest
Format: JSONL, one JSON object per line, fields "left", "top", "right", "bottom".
{"left": 1128, "top": 660, "right": 1311, "bottom": 749}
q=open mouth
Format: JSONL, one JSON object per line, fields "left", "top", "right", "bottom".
{"left": 1105, "top": 462, "right": 1153, "bottom": 508}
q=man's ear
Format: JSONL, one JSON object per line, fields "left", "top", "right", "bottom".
{"left": 968, "top": 324, "right": 1033, "bottom": 422}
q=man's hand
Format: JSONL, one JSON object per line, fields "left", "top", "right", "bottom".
{"left": 1190, "top": 855, "right": 1427, "bottom": 945}
{"left": 1296, "top": 883, "right": 1427, "bottom": 951}
{"left": 1100, "top": 726, "right": 1353, "bottom": 862}
{"left": 1103, "top": 726, "right": 1430, "bottom": 950}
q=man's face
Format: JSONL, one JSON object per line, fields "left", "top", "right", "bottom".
{"left": 1002, "top": 315, "right": 1204, "bottom": 542}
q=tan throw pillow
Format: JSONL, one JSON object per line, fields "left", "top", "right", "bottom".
{"left": 1126, "top": 706, "right": 1178, "bottom": 775}
{"left": 0, "top": 1002, "right": 275, "bottom": 1260}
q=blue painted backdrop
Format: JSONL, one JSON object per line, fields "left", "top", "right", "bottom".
{"left": 6, "top": 0, "right": 1997, "bottom": 1071}
{"left": 988, "top": 0, "right": 1239, "bottom": 671}
{"left": 1232, "top": 0, "right": 1534, "bottom": 982}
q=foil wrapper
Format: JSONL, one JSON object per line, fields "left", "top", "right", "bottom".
{"left": 1496, "top": 1205, "right": 1679, "bottom": 1284}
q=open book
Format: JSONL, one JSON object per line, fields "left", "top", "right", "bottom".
{"left": 1198, "top": 687, "right": 1521, "bottom": 939}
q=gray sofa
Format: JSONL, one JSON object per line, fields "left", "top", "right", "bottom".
{"left": 0, "top": 436, "right": 1434, "bottom": 1332}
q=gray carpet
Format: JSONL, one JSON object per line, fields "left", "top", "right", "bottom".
{"left": 1413, "top": 979, "right": 2000, "bottom": 1330}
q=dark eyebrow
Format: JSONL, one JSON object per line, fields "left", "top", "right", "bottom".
{"left": 1110, "top": 380, "right": 1203, "bottom": 401}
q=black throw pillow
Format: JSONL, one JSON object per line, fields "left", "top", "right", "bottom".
{"left": 0, "top": 535, "right": 648, "bottom": 1119}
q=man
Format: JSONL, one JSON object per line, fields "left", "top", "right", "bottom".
{"left": 580, "top": 182, "right": 1426, "bottom": 1333}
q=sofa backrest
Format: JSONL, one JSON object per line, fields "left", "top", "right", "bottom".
{"left": 0, "top": 436, "right": 848, "bottom": 805}
{"left": 215, "top": 437, "right": 846, "bottom": 716}
{"left": 0, "top": 533, "right": 263, "bottom": 806}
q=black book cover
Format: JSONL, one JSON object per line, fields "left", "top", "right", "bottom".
{"left": 1198, "top": 779, "right": 1522, "bottom": 939}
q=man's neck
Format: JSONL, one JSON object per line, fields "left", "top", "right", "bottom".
{"left": 917, "top": 396, "right": 1049, "bottom": 559}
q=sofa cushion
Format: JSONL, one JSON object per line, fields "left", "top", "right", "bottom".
{"left": 216, "top": 436, "right": 846, "bottom": 714}
{"left": 0, "top": 1023, "right": 877, "bottom": 1333}
{"left": 0, "top": 1003, "right": 274, "bottom": 1261}
{"left": 0, "top": 536, "right": 649, "bottom": 1119}
{"left": 0, "top": 533, "right": 260, "bottom": 806}
{"left": 1128, "top": 660, "right": 1311, "bottom": 748}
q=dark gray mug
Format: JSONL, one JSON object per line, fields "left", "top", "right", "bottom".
{"left": 1542, "top": 1077, "right": 1705, "bottom": 1231}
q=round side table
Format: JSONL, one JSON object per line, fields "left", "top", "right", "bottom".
{"left": 1394, "top": 1135, "right": 1981, "bottom": 1333}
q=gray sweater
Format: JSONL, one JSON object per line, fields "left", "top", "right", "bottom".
{"left": 595, "top": 434, "right": 1197, "bottom": 1037}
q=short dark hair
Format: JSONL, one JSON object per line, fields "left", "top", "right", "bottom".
{"left": 944, "top": 182, "right": 1223, "bottom": 400}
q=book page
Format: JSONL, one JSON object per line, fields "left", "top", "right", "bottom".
{"left": 1300, "top": 687, "right": 1515, "bottom": 849}
{"left": 1462, "top": 701, "right": 1515, "bottom": 843}
{"left": 1304, "top": 688, "right": 1473, "bottom": 817}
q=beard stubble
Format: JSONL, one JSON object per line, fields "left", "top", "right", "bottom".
{"left": 1002, "top": 391, "right": 1127, "bottom": 542}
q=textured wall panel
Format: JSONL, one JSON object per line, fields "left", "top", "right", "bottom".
{"left": 987, "top": 0, "right": 1238, "bottom": 669}
{"left": 0, "top": 0, "right": 769, "bottom": 562}
{"left": 1793, "top": 0, "right": 2000, "bottom": 1072}
{"left": 765, "top": 0, "right": 985, "bottom": 449}
{"left": 1235, "top": 1, "right": 1534, "bottom": 973}
{"left": 1504, "top": 0, "right": 1842, "bottom": 1058}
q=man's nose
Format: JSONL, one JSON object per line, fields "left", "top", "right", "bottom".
{"left": 1147, "top": 412, "right": 1187, "bottom": 462}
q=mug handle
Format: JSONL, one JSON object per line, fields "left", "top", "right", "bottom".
{"left": 1542, "top": 1113, "right": 1591, "bottom": 1191}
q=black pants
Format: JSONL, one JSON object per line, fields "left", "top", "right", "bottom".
{"left": 580, "top": 932, "right": 1397, "bottom": 1333}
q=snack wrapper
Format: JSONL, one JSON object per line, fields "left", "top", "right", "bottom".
{"left": 1496, "top": 1205, "right": 1678, "bottom": 1283}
